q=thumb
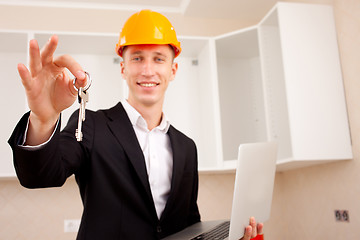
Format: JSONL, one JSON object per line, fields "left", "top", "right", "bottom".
{"left": 73, "top": 70, "right": 87, "bottom": 89}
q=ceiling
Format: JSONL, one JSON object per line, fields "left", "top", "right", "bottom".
{"left": 0, "top": 0, "right": 278, "bottom": 22}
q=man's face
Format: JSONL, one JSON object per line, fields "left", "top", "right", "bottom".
{"left": 120, "top": 44, "right": 178, "bottom": 109}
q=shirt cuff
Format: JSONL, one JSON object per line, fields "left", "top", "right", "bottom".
{"left": 20, "top": 115, "right": 60, "bottom": 150}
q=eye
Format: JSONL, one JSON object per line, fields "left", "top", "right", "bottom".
{"left": 132, "top": 56, "right": 142, "bottom": 62}
{"left": 155, "top": 57, "right": 165, "bottom": 63}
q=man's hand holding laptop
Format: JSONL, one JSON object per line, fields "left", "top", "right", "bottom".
{"left": 241, "top": 217, "right": 264, "bottom": 240}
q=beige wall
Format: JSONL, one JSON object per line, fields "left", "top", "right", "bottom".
{"left": 1, "top": 0, "right": 360, "bottom": 239}
{"left": 0, "top": 178, "right": 82, "bottom": 240}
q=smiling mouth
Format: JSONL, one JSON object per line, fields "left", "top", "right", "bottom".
{"left": 138, "top": 82, "right": 159, "bottom": 87}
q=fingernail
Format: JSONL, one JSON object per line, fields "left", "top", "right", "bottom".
{"left": 77, "top": 71, "right": 85, "bottom": 80}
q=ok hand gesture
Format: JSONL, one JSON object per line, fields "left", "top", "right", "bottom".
{"left": 17, "top": 35, "right": 87, "bottom": 145}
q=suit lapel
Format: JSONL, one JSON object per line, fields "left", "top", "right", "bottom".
{"left": 168, "top": 126, "right": 186, "bottom": 195}
{"left": 105, "top": 103, "right": 154, "bottom": 204}
{"left": 160, "top": 126, "right": 186, "bottom": 220}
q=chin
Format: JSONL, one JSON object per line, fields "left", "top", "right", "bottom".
{"left": 140, "top": 97, "right": 163, "bottom": 107}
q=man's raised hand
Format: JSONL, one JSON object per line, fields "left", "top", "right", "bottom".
{"left": 18, "top": 35, "right": 87, "bottom": 145}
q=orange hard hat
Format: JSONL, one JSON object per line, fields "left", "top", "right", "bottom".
{"left": 116, "top": 9, "right": 181, "bottom": 58}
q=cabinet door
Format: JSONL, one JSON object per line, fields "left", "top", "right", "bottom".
{"left": 279, "top": 3, "right": 352, "bottom": 161}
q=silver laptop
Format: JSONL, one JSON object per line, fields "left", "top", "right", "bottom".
{"left": 164, "top": 142, "right": 277, "bottom": 240}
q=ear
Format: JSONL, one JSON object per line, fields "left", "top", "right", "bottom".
{"left": 169, "top": 62, "right": 178, "bottom": 82}
{"left": 120, "top": 61, "right": 126, "bottom": 79}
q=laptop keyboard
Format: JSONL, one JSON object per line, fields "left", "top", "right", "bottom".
{"left": 190, "top": 221, "right": 230, "bottom": 240}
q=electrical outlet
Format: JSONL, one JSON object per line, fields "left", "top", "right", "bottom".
{"left": 342, "top": 210, "right": 350, "bottom": 222}
{"left": 334, "top": 210, "right": 350, "bottom": 222}
{"left": 64, "top": 219, "right": 81, "bottom": 232}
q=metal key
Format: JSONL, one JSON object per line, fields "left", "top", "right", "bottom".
{"left": 73, "top": 71, "right": 92, "bottom": 142}
{"left": 75, "top": 87, "right": 89, "bottom": 141}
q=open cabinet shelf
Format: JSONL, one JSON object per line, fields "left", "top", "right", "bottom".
{"left": 215, "top": 27, "right": 267, "bottom": 164}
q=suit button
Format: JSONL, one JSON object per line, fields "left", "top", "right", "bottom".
{"left": 157, "top": 226, "right": 162, "bottom": 233}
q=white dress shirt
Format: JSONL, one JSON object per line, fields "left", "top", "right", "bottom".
{"left": 122, "top": 100, "right": 173, "bottom": 219}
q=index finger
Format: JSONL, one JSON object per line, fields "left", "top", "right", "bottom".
{"left": 53, "top": 54, "right": 86, "bottom": 88}
{"left": 249, "top": 217, "right": 257, "bottom": 237}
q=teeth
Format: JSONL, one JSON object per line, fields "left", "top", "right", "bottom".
{"left": 140, "top": 83, "right": 157, "bottom": 87}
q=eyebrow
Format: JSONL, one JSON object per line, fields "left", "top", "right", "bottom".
{"left": 130, "top": 50, "right": 167, "bottom": 57}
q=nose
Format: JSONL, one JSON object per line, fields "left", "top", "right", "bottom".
{"left": 141, "top": 59, "right": 155, "bottom": 77}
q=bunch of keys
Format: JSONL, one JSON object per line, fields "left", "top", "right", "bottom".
{"left": 73, "top": 72, "right": 92, "bottom": 142}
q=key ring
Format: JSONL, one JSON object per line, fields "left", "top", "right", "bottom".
{"left": 73, "top": 71, "right": 92, "bottom": 92}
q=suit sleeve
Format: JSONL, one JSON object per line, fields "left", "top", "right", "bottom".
{"left": 8, "top": 110, "right": 93, "bottom": 189}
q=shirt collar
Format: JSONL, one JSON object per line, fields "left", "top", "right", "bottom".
{"left": 122, "top": 100, "right": 170, "bottom": 133}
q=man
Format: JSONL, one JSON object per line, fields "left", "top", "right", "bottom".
{"left": 9, "top": 9, "right": 263, "bottom": 240}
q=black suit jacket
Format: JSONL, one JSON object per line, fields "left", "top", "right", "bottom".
{"left": 8, "top": 102, "right": 201, "bottom": 239}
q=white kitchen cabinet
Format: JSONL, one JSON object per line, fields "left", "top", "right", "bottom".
{"left": 0, "top": 32, "right": 28, "bottom": 177}
{"left": 213, "top": 2, "right": 352, "bottom": 171}
{"left": 0, "top": 31, "right": 221, "bottom": 176}
{"left": 0, "top": 2, "right": 352, "bottom": 177}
